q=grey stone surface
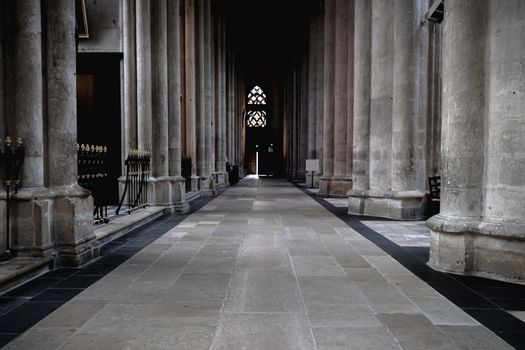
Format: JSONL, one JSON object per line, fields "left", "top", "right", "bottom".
{"left": 312, "top": 326, "right": 400, "bottom": 350}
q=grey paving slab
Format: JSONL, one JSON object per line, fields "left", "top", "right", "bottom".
{"left": 125, "top": 325, "right": 216, "bottom": 350}
{"left": 377, "top": 313, "right": 460, "bottom": 350}
{"left": 37, "top": 299, "right": 109, "bottom": 328}
{"left": 184, "top": 257, "right": 236, "bottom": 274}
{"left": 195, "top": 244, "right": 239, "bottom": 259}
{"left": 291, "top": 255, "right": 346, "bottom": 277}
{"left": 167, "top": 273, "right": 232, "bottom": 302}
{"left": 298, "top": 276, "right": 367, "bottom": 306}
{"left": 409, "top": 296, "right": 480, "bottom": 326}
{"left": 224, "top": 269, "right": 303, "bottom": 313}
{"left": 237, "top": 246, "right": 292, "bottom": 270}
{"left": 438, "top": 325, "right": 515, "bottom": 350}
{"left": 307, "top": 305, "right": 381, "bottom": 327}
{"left": 356, "top": 281, "right": 420, "bottom": 313}
{"left": 312, "top": 326, "right": 400, "bottom": 350}
{"left": 211, "top": 312, "right": 315, "bottom": 350}
{"left": 147, "top": 301, "right": 222, "bottom": 326}
{"left": 4, "top": 327, "right": 77, "bottom": 350}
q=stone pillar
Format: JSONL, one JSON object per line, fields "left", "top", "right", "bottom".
{"left": 348, "top": 0, "right": 371, "bottom": 214}
{"left": 319, "top": 0, "right": 335, "bottom": 195}
{"left": 220, "top": 21, "right": 228, "bottom": 184}
{"left": 168, "top": 0, "right": 189, "bottom": 212}
{"left": 315, "top": 13, "right": 325, "bottom": 187}
{"left": 122, "top": 0, "right": 137, "bottom": 153}
{"left": 388, "top": 0, "right": 425, "bottom": 218}
{"left": 195, "top": 0, "right": 208, "bottom": 193}
{"left": 46, "top": 0, "right": 97, "bottom": 265}
{"left": 12, "top": 0, "right": 52, "bottom": 259}
{"left": 136, "top": 0, "right": 152, "bottom": 153}
{"left": 298, "top": 57, "right": 308, "bottom": 182}
{"left": 121, "top": 0, "right": 137, "bottom": 202}
{"left": 151, "top": 0, "right": 172, "bottom": 207}
{"left": 345, "top": 0, "right": 355, "bottom": 191}
{"left": 184, "top": 0, "right": 198, "bottom": 191}
{"left": 427, "top": 0, "right": 525, "bottom": 282}
{"left": 330, "top": 0, "right": 351, "bottom": 196}
{"left": 203, "top": 0, "right": 215, "bottom": 194}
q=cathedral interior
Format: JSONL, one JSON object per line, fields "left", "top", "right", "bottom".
{"left": 0, "top": 0, "right": 524, "bottom": 348}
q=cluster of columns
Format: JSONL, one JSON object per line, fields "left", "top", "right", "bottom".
{"left": 0, "top": 0, "right": 96, "bottom": 265}
{"left": 122, "top": 0, "right": 243, "bottom": 210}
{"left": 347, "top": 0, "right": 429, "bottom": 218}
{"left": 428, "top": 0, "right": 525, "bottom": 282}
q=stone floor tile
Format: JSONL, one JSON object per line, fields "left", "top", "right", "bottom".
{"left": 37, "top": 299, "right": 109, "bottom": 328}
{"left": 298, "top": 276, "right": 367, "bottom": 306}
{"left": 212, "top": 312, "right": 315, "bottom": 350}
{"left": 363, "top": 255, "right": 411, "bottom": 275}
{"left": 237, "top": 247, "right": 292, "bottom": 270}
{"left": 307, "top": 305, "right": 381, "bottom": 327}
{"left": 291, "top": 255, "right": 346, "bottom": 277}
{"left": 224, "top": 269, "right": 303, "bottom": 313}
{"left": 409, "top": 296, "right": 480, "bottom": 326}
{"left": 288, "top": 240, "right": 332, "bottom": 256}
{"left": 377, "top": 313, "right": 460, "bottom": 350}
{"left": 438, "top": 325, "right": 515, "bottom": 350}
{"left": 312, "top": 326, "right": 400, "bottom": 350}
{"left": 167, "top": 273, "right": 231, "bottom": 303}
{"left": 344, "top": 268, "right": 387, "bottom": 282}
{"left": 126, "top": 325, "right": 216, "bottom": 350}
{"left": 195, "top": 244, "right": 239, "bottom": 259}
{"left": 4, "top": 327, "right": 76, "bottom": 350}
{"left": 356, "top": 281, "right": 419, "bottom": 313}
{"left": 184, "top": 258, "right": 235, "bottom": 274}
{"left": 146, "top": 301, "right": 222, "bottom": 326}
{"left": 133, "top": 266, "right": 183, "bottom": 283}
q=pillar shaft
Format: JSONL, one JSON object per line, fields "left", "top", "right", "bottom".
{"left": 333, "top": 0, "right": 349, "bottom": 177}
{"left": 307, "top": 16, "right": 317, "bottom": 160}
{"left": 168, "top": 0, "right": 182, "bottom": 177}
{"left": 351, "top": 0, "right": 371, "bottom": 191}
{"left": 184, "top": 0, "right": 197, "bottom": 176}
{"left": 196, "top": 0, "right": 206, "bottom": 178}
{"left": 203, "top": 0, "right": 213, "bottom": 178}
{"left": 122, "top": 0, "right": 137, "bottom": 152}
{"left": 14, "top": 0, "right": 44, "bottom": 187}
{"left": 439, "top": 0, "right": 486, "bottom": 218}
{"left": 315, "top": 14, "right": 324, "bottom": 176}
{"left": 391, "top": 0, "right": 417, "bottom": 192}
{"left": 136, "top": 0, "right": 152, "bottom": 151}
{"left": 46, "top": 0, "right": 77, "bottom": 186}
{"left": 320, "top": 0, "right": 335, "bottom": 191}
{"left": 152, "top": 0, "right": 169, "bottom": 178}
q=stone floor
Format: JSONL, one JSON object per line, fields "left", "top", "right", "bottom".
{"left": 1, "top": 177, "right": 523, "bottom": 349}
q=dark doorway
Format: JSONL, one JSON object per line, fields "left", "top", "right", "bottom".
{"left": 76, "top": 53, "right": 122, "bottom": 205}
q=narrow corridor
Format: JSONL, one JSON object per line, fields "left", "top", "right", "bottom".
{"left": 3, "top": 178, "right": 514, "bottom": 349}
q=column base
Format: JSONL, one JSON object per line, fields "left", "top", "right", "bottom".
{"left": 318, "top": 176, "right": 331, "bottom": 196}
{"left": 10, "top": 185, "right": 100, "bottom": 267}
{"left": 329, "top": 176, "right": 352, "bottom": 197}
{"left": 348, "top": 190, "right": 426, "bottom": 220}
{"left": 151, "top": 176, "right": 173, "bottom": 207}
{"left": 199, "top": 176, "right": 216, "bottom": 196}
{"left": 427, "top": 214, "right": 525, "bottom": 284}
{"left": 191, "top": 175, "right": 199, "bottom": 192}
{"left": 171, "top": 176, "right": 190, "bottom": 213}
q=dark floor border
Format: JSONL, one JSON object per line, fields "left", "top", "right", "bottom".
{"left": 0, "top": 188, "right": 226, "bottom": 348}
{"left": 294, "top": 183, "right": 525, "bottom": 350}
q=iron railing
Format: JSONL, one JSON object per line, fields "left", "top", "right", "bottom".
{"left": 116, "top": 149, "right": 150, "bottom": 215}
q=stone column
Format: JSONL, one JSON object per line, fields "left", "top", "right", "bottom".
{"left": 214, "top": 15, "right": 224, "bottom": 185}
{"left": 345, "top": 0, "right": 355, "bottom": 191}
{"left": 298, "top": 57, "right": 308, "bottom": 182}
{"left": 46, "top": 0, "right": 96, "bottom": 265}
{"left": 167, "top": 0, "right": 189, "bottom": 212}
{"left": 330, "top": 0, "right": 351, "bottom": 196}
{"left": 136, "top": 0, "right": 152, "bottom": 153}
{"left": 348, "top": 0, "right": 371, "bottom": 214}
{"left": 184, "top": 0, "right": 198, "bottom": 191}
{"left": 220, "top": 21, "right": 228, "bottom": 184}
{"left": 195, "top": 0, "right": 208, "bottom": 192}
{"left": 307, "top": 17, "right": 317, "bottom": 162}
{"left": 388, "top": 0, "right": 425, "bottom": 217}
{"left": 315, "top": 14, "right": 324, "bottom": 187}
{"left": 12, "top": 0, "right": 52, "bottom": 258}
{"left": 319, "top": 0, "right": 335, "bottom": 195}
{"left": 203, "top": 0, "right": 215, "bottom": 194}
{"left": 121, "top": 0, "right": 137, "bottom": 202}
{"left": 359, "top": 0, "right": 395, "bottom": 218}
{"left": 427, "top": 0, "right": 487, "bottom": 273}
{"left": 122, "top": 0, "right": 137, "bottom": 153}
{"left": 151, "top": 0, "right": 172, "bottom": 207}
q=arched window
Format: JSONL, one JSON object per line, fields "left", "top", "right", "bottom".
{"left": 246, "top": 85, "right": 267, "bottom": 127}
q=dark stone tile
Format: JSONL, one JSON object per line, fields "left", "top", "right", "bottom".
{"left": 52, "top": 275, "right": 103, "bottom": 289}
{"left": 0, "top": 297, "right": 27, "bottom": 314}
{"left": 76, "top": 263, "right": 117, "bottom": 276}
{"left": 451, "top": 275, "right": 521, "bottom": 289}
{"left": 31, "top": 288, "right": 83, "bottom": 302}
{"left": 491, "top": 298, "right": 525, "bottom": 311}
{"left": 495, "top": 331, "right": 525, "bottom": 350}
{"left": 464, "top": 309, "right": 525, "bottom": 333}
{"left": 3, "top": 278, "right": 59, "bottom": 297}
{"left": 0, "top": 333, "right": 19, "bottom": 348}
{"left": 0, "top": 301, "right": 63, "bottom": 333}
{"left": 40, "top": 268, "right": 79, "bottom": 279}
{"left": 471, "top": 287, "right": 525, "bottom": 299}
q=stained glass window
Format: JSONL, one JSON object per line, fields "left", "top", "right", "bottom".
{"left": 247, "top": 111, "right": 267, "bottom": 128}
{"left": 247, "top": 86, "right": 267, "bottom": 105}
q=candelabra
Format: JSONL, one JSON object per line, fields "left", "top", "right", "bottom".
{"left": 0, "top": 137, "right": 25, "bottom": 260}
